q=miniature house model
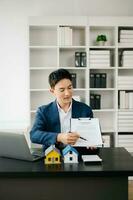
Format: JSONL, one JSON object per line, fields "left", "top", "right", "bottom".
{"left": 62, "top": 145, "right": 79, "bottom": 163}
{"left": 45, "top": 145, "right": 61, "bottom": 164}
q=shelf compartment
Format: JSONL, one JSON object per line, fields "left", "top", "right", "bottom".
{"left": 67, "top": 69, "right": 86, "bottom": 88}
{"left": 59, "top": 26, "right": 86, "bottom": 46}
{"left": 118, "top": 110, "right": 133, "bottom": 132}
{"left": 30, "top": 69, "right": 54, "bottom": 89}
{"left": 89, "top": 26, "right": 115, "bottom": 46}
{"left": 59, "top": 48, "right": 86, "bottom": 68}
{"left": 30, "top": 91, "right": 54, "bottom": 111}
{"left": 118, "top": 69, "right": 133, "bottom": 90}
{"left": 89, "top": 48, "right": 115, "bottom": 68}
{"left": 90, "top": 90, "right": 116, "bottom": 109}
{"left": 90, "top": 69, "right": 116, "bottom": 88}
{"left": 30, "top": 48, "right": 57, "bottom": 68}
{"left": 118, "top": 26, "right": 133, "bottom": 47}
{"left": 29, "top": 26, "right": 57, "bottom": 46}
{"left": 118, "top": 133, "right": 133, "bottom": 152}
{"left": 93, "top": 111, "right": 116, "bottom": 133}
{"left": 73, "top": 90, "right": 86, "bottom": 104}
{"left": 72, "top": 26, "right": 86, "bottom": 46}
{"left": 118, "top": 48, "right": 133, "bottom": 67}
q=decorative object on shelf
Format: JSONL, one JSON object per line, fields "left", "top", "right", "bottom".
{"left": 96, "top": 34, "right": 107, "bottom": 46}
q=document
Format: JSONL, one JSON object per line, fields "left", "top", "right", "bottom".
{"left": 70, "top": 118, "right": 103, "bottom": 147}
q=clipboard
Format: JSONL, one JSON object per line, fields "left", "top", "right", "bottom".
{"left": 70, "top": 118, "right": 103, "bottom": 147}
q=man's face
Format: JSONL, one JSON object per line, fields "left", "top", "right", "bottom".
{"left": 50, "top": 79, "right": 73, "bottom": 107}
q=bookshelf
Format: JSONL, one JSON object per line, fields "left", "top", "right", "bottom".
{"left": 29, "top": 16, "right": 133, "bottom": 152}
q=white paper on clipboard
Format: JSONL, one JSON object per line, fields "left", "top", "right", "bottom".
{"left": 70, "top": 118, "right": 103, "bottom": 147}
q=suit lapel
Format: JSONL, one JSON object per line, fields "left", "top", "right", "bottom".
{"left": 51, "top": 100, "right": 61, "bottom": 132}
{"left": 72, "top": 99, "right": 80, "bottom": 118}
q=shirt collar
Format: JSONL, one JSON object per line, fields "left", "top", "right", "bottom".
{"left": 56, "top": 100, "right": 72, "bottom": 114}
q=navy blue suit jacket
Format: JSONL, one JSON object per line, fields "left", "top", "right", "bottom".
{"left": 30, "top": 99, "right": 93, "bottom": 150}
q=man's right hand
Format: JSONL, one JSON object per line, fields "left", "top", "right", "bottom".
{"left": 57, "top": 132, "right": 79, "bottom": 145}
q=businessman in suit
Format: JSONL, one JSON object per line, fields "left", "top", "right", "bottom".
{"left": 30, "top": 68, "right": 93, "bottom": 151}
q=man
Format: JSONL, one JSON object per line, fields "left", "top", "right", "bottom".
{"left": 30, "top": 68, "right": 93, "bottom": 151}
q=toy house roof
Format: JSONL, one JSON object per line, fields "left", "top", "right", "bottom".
{"left": 45, "top": 145, "right": 61, "bottom": 156}
{"left": 62, "top": 145, "right": 79, "bottom": 156}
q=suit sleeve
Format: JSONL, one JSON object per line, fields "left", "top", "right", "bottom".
{"left": 30, "top": 107, "right": 58, "bottom": 147}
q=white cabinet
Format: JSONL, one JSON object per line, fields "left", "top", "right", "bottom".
{"left": 29, "top": 16, "right": 133, "bottom": 152}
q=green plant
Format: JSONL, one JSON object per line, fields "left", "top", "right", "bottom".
{"left": 96, "top": 34, "right": 107, "bottom": 42}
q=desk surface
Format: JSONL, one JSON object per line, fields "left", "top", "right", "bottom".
{"left": 0, "top": 147, "right": 133, "bottom": 178}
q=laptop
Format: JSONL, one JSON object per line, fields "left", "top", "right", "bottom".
{"left": 0, "top": 131, "right": 45, "bottom": 161}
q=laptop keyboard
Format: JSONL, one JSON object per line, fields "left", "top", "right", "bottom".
{"left": 31, "top": 148, "right": 45, "bottom": 157}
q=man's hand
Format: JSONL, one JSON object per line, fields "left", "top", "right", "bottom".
{"left": 86, "top": 137, "right": 104, "bottom": 150}
{"left": 57, "top": 132, "right": 79, "bottom": 145}
{"left": 86, "top": 146, "right": 97, "bottom": 150}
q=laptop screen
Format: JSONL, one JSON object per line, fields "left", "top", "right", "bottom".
{"left": 0, "top": 131, "right": 43, "bottom": 161}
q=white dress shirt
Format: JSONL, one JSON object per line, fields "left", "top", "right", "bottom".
{"left": 57, "top": 101, "right": 72, "bottom": 133}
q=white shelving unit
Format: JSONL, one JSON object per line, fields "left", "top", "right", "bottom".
{"left": 29, "top": 16, "right": 133, "bottom": 152}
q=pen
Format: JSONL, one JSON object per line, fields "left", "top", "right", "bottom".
{"left": 80, "top": 136, "right": 88, "bottom": 141}
{"left": 69, "top": 131, "right": 87, "bottom": 141}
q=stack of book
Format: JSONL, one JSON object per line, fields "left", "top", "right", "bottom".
{"left": 75, "top": 52, "right": 86, "bottom": 67}
{"left": 89, "top": 50, "right": 110, "bottom": 67}
{"left": 118, "top": 134, "right": 133, "bottom": 152}
{"left": 59, "top": 26, "right": 72, "bottom": 46}
{"left": 90, "top": 94, "right": 101, "bottom": 109}
{"left": 119, "top": 91, "right": 133, "bottom": 109}
{"left": 118, "top": 111, "right": 133, "bottom": 132}
{"left": 119, "top": 29, "right": 133, "bottom": 46}
{"left": 90, "top": 73, "right": 107, "bottom": 88}
{"left": 121, "top": 50, "right": 133, "bottom": 67}
{"left": 118, "top": 76, "right": 133, "bottom": 89}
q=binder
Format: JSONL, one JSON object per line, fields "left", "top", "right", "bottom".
{"left": 95, "top": 94, "right": 101, "bottom": 109}
{"left": 90, "top": 94, "right": 95, "bottom": 109}
{"left": 100, "top": 73, "right": 107, "bottom": 88}
{"left": 90, "top": 73, "right": 95, "bottom": 88}
{"left": 75, "top": 51, "right": 86, "bottom": 67}
{"left": 95, "top": 73, "right": 101, "bottom": 88}
{"left": 90, "top": 94, "right": 101, "bottom": 109}
{"left": 80, "top": 52, "right": 86, "bottom": 67}
{"left": 75, "top": 52, "right": 80, "bottom": 67}
{"left": 71, "top": 73, "right": 77, "bottom": 88}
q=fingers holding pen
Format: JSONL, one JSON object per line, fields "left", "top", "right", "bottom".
{"left": 68, "top": 132, "right": 79, "bottom": 138}
{"left": 57, "top": 132, "right": 79, "bottom": 145}
{"left": 67, "top": 132, "right": 80, "bottom": 145}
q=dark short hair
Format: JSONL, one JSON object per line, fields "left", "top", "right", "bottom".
{"left": 48, "top": 68, "right": 72, "bottom": 88}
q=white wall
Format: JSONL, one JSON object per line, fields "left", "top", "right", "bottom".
{"left": 0, "top": 0, "right": 133, "bottom": 130}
